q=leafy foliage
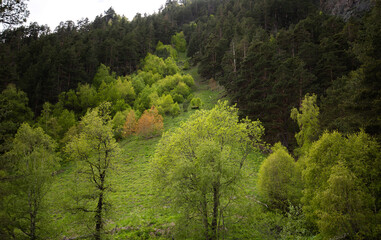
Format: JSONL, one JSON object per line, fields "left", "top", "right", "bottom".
{"left": 171, "top": 31, "right": 186, "bottom": 52}
{"left": 65, "top": 103, "right": 120, "bottom": 239}
{"left": 257, "top": 143, "right": 302, "bottom": 212}
{"left": 190, "top": 97, "right": 202, "bottom": 109}
{"left": 302, "top": 131, "right": 381, "bottom": 239}
{"left": 0, "top": 84, "right": 33, "bottom": 154}
{"left": 156, "top": 41, "right": 178, "bottom": 60}
{"left": 122, "top": 109, "right": 137, "bottom": 138}
{"left": 152, "top": 101, "right": 264, "bottom": 239}
{"left": 1, "top": 123, "right": 59, "bottom": 239}
{"left": 135, "top": 106, "right": 163, "bottom": 138}
{"left": 112, "top": 109, "right": 129, "bottom": 140}
{"left": 291, "top": 94, "right": 320, "bottom": 156}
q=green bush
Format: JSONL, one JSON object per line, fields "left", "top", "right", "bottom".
{"left": 156, "top": 94, "right": 174, "bottom": 115}
{"left": 172, "top": 93, "right": 184, "bottom": 103}
{"left": 171, "top": 102, "right": 180, "bottom": 117}
{"left": 172, "top": 81, "right": 191, "bottom": 98}
{"left": 156, "top": 41, "right": 178, "bottom": 60}
{"left": 182, "top": 60, "right": 190, "bottom": 70}
{"left": 190, "top": 97, "right": 202, "bottom": 109}
{"left": 257, "top": 143, "right": 302, "bottom": 212}
{"left": 171, "top": 32, "right": 186, "bottom": 52}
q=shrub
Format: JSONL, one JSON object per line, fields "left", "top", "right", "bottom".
{"left": 171, "top": 32, "right": 186, "bottom": 52}
{"left": 156, "top": 94, "right": 174, "bottom": 115}
{"left": 112, "top": 110, "right": 129, "bottom": 140}
{"left": 182, "top": 60, "right": 190, "bottom": 70}
{"left": 172, "top": 81, "right": 191, "bottom": 98}
{"left": 172, "top": 93, "right": 184, "bottom": 103}
{"left": 135, "top": 106, "right": 163, "bottom": 138}
{"left": 122, "top": 110, "right": 137, "bottom": 137}
{"left": 171, "top": 102, "right": 180, "bottom": 117}
{"left": 257, "top": 143, "right": 302, "bottom": 212}
{"left": 190, "top": 97, "right": 202, "bottom": 109}
{"left": 156, "top": 41, "right": 178, "bottom": 60}
{"left": 164, "top": 57, "right": 180, "bottom": 76}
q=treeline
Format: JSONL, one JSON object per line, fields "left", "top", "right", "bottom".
{"left": 0, "top": 7, "right": 179, "bottom": 114}
{"left": 0, "top": 0, "right": 231, "bottom": 114}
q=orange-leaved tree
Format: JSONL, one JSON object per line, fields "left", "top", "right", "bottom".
{"left": 122, "top": 110, "right": 137, "bottom": 137}
{"left": 135, "top": 106, "right": 164, "bottom": 138}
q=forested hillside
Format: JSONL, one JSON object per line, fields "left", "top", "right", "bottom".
{"left": 0, "top": 0, "right": 380, "bottom": 239}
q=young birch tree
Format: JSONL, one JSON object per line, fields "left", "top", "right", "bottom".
{"left": 65, "top": 103, "right": 120, "bottom": 240}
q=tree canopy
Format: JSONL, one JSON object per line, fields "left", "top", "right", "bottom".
{"left": 152, "top": 101, "right": 264, "bottom": 239}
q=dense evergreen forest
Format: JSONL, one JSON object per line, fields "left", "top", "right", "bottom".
{"left": 0, "top": 0, "right": 380, "bottom": 239}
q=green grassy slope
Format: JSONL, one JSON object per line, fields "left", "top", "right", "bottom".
{"left": 108, "top": 64, "right": 227, "bottom": 239}
{"left": 46, "top": 62, "right": 229, "bottom": 239}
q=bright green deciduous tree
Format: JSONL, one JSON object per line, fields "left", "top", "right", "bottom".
{"left": 171, "top": 102, "right": 180, "bottom": 116}
{"left": 65, "top": 103, "right": 120, "bottom": 240}
{"left": 164, "top": 57, "right": 180, "bottom": 75}
{"left": 142, "top": 53, "right": 167, "bottom": 76}
{"left": 257, "top": 143, "right": 302, "bottom": 212}
{"left": 172, "top": 81, "right": 191, "bottom": 98}
{"left": 37, "top": 102, "right": 76, "bottom": 141}
{"left": 303, "top": 131, "right": 381, "bottom": 239}
{"left": 0, "top": 84, "right": 34, "bottom": 154}
{"left": 152, "top": 101, "right": 264, "bottom": 240}
{"left": 291, "top": 93, "right": 320, "bottom": 156}
{"left": 171, "top": 31, "right": 187, "bottom": 52}
{"left": 2, "top": 123, "right": 59, "bottom": 240}
{"left": 155, "top": 94, "right": 175, "bottom": 115}
{"left": 134, "top": 70, "right": 161, "bottom": 87}
{"left": 156, "top": 41, "right": 178, "bottom": 60}
{"left": 317, "top": 163, "right": 375, "bottom": 239}
{"left": 134, "top": 86, "right": 154, "bottom": 113}
{"left": 92, "top": 64, "right": 117, "bottom": 89}
{"left": 111, "top": 109, "right": 129, "bottom": 140}
{"left": 77, "top": 83, "right": 99, "bottom": 112}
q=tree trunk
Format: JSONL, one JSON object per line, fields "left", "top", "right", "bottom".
{"left": 95, "top": 172, "right": 105, "bottom": 240}
{"left": 211, "top": 185, "right": 220, "bottom": 240}
{"left": 95, "top": 191, "right": 103, "bottom": 240}
{"left": 201, "top": 193, "right": 210, "bottom": 240}
{"left": 299, "top": 76, "right": 303, "bottom": 107}
{"left": 232, "top": 41, "right": 237, "bottom": 73}
{"left": 29, "top": 188, "right": 37, "bottom": 240}
{"left": 30, "top": 210, "right": 36, "bottom": 240}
